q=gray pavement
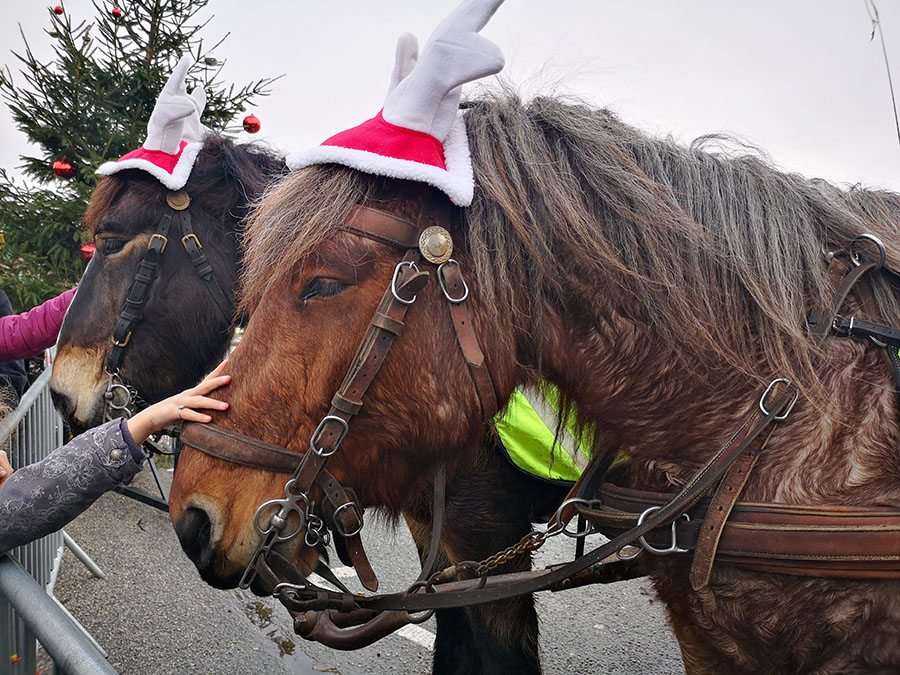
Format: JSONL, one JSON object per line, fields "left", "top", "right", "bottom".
{"left": 49, "top": 459, "right": 685, "bottom": 674}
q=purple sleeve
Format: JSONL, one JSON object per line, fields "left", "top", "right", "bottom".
{"left": 0, "top": 417, "right": 148, "bottom": 554}
{"left": 0, "top": 287, "right": 77, "bottom": 361}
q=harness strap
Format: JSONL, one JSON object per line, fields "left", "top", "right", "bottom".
{"left": 174, "top": 208, "right": 233, "bottom": 321}
{"left": 107, "top": 214, "right": 173, "bottom": 373}
{"left": 438, "top": 261, "right": 498, "bottom": 418}
{"left": 106, "top": 190, "right": 234, "bottom": 377}
{"left": 581, "top": 480, "right": 900, "bottom": 579}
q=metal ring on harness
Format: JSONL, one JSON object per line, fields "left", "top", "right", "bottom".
{"left": 391, "top": 260, "right": 420, "bottom": 305}
{"left": 849, "top": 234, "right": 886, "bottom": 272}
{"left": 437, "top": 259, "right": 470, "bottom": 303}
{"left": 556, "top": 498, "right": 594, "bottom": 538}
{"left": 758, "top": 378, "right": 799, "bottom": 421}
{"left": 636, "top": 506, "right": 689, "bottom": 555}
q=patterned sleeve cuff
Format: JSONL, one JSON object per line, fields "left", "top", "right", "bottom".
{"left": 118, "top": 417, "right": 149, "bottom": 465}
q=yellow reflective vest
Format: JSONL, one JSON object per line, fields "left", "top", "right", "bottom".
{"left": 494, "top": 383, "right": 594, "bottom": 483}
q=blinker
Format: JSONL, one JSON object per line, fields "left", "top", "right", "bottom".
{"left": 419, "top": 226, "right": 453, "bottom": 264}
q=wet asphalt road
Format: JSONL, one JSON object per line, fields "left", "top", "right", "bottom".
{"left": 50, "top": 462, "right": 685, "bottom": 674}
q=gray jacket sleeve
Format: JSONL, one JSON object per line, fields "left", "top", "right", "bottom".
{"left": 0, "top": 418, "right": 148, "bottom": 554}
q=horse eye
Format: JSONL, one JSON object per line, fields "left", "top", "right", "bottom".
{"left": 300, "top": 278, "right": 348, "bottom": 302}
{"left": 101, "top": 238, "right": 127, "bottom": 255}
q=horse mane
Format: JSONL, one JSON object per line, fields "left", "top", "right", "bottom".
{"left": 239, "top": 91, "right": 900, "bottom": 404}
{"left": 83, "top": 135, "right": 284, "bottom": 234}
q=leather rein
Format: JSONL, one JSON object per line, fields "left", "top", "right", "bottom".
{"left": 102, "top": 190, "right": 234, "bottom": 422}
{"left": 180, "top": 204, "right": 900, "bottom": 648}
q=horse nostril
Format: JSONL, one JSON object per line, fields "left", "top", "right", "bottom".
{"left": 175, "top": 507, "right": 214, "bottom": 567}
{"left": 50, "top": 388, "right": 75, "bottom": 418}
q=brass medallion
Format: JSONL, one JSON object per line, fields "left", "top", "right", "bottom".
{"left": 418, "top": 226, "right": 453, "bottom": 264}
{"left": 166, "top": 190, "right": 191, "bottom": 211}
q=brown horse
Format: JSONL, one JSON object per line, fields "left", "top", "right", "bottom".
{"left": 169, "top": 90, "right": 900, "bottom": 674}
{"left": 50, "top": 132, "right": 563, "bottom": 673}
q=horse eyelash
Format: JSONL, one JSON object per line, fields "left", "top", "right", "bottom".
{"left": 299, "top": 278, "right": 348, "bottom": 303}
{"left": 101, "top": 238, "right": 127, "bottom": 255}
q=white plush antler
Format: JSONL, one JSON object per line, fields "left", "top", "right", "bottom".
{"left": 143, "top": 55, "right": 207, "bottom": 154}
{"left": 387, "top": 33, "right": 419, "bottom": 97}
{"left": 384, "top": 0, "right": 505, "bottom": 142}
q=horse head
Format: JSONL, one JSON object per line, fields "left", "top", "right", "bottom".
{"left": 50, "top": 134, "right": 280, "bottom": 430}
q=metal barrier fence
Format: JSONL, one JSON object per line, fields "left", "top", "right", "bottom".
{"left": 0, "top": 363, "right": 114, "bottom": 675}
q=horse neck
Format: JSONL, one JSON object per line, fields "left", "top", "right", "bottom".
{"left": 533, "top": 303, "right": 759, "bottom": 478}
{"left": 535, "top": 302, "right": 900, "bottom": 503}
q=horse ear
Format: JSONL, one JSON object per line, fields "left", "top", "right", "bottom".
{"left": 387, "top": 33, "right": 419, "bottom": 97}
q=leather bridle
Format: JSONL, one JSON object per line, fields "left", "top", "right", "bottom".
{"left": 180, "top": 208, "right": 899, "bottom": 649}
{"left": 102, "top": 190, "right": 234, "bottom": 422}
{"left": 183, "top": 198, "right": 498, "bottom": 591}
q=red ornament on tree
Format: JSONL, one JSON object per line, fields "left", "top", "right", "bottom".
{"left": 80, "top": 242, "right": 95, "bottom": 260}
{"left": 111, "top": 7, "right": 122, "bottom": 18}
{"left": 52, "top": 158, "right": 75, "bottom": 179}
{"left": 53, "top": 6, "right": 64, "bottom": 15}
{"left": 242, "top": 114, "right": 261, "bottom": 134}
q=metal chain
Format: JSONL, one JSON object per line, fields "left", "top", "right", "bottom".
{"left": 423, "top": 501, "right": 583, "bottom": 587}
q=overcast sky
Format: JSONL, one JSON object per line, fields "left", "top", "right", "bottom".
{"left": 2, "top": 1, "right": 900, "bottom": 192}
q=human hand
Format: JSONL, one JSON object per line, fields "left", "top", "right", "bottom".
{"left": 126, "top": 359, "right": 231, "bottom": 445}
{"left": 0, "top": 450, "right": 13, "bottom": 488}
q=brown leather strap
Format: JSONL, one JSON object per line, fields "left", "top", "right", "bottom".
{"left": 689, "top": 450, "right": 760, "bottom": 590}
{"left": 584, "top": 480, "right": 900, "bottom": 579}
{"left": 438, "top": 261, "right": 498, "bottom": 418}
{"left": 181, "top": 421, "right": 299, "bottom": 473}
{"left": 346, "top": 206, "right": 420, "bottom": 249}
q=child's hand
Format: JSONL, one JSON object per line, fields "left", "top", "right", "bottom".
{"left": 126, "top": 360, "right": 231, "bottom": 445}
{"left": 0, "top": 450, "right": 13, "bottom": 488}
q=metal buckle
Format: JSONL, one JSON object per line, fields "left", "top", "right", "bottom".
{"left": 849, "top": 234, "right": 886, "bottom": 272}
{"left": 332, "top": 500, "right": 364, "bottom": 538}
{"left": 111, "top": 331, "right": 132, "bottom": 348}
{"left": 437, "top": 260, "right": 469, "bottom": 303}
{"left": 391, "top": 260, "right": 420, "bottom": 305}
{"left": 637, "top": 506, "right": 689, "bottom": 555}
{"left": 181, "top": 233, "right": 202, "bottom": 250}
{"left": 148, "top": 233, "right": 168, "bottom": 253}
{"left": 309, "top": 415, "right": 350, "bottom": 457}
{"left": 758, "top": 378, "right": 799, "bottom": 421}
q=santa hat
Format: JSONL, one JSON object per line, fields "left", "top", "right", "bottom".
{"left": 287, "top": 0, "right": 505, "bottom": 207}
{"left": 97, "top": 55, "right": 209, "bottom": 191}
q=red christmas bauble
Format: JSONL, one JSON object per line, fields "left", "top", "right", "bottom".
{"left": 52, "top": 159, "right": 75, "bottom": 179}
{"left": 242, "top": 114, "right": 261, "bottom": 134}
{"left": 80, "top": 242, "right": 95, "bottom": 260}
{"left": 53, "top": 6, "right": 64, "bottom": 14}
{"left": 111, "top": 7, "right": 122, "bottom": 18}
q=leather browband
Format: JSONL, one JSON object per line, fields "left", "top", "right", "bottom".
{"left": 345, "top": 206, "right": 420, "bottom": 249}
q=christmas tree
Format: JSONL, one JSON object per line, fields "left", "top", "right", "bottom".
{"left": 0, "top": 0, "right": 277, "bottom": 311}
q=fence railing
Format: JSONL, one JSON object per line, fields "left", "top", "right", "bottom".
{"left": 0, "top": 362, "right": 114, "bottom": 675}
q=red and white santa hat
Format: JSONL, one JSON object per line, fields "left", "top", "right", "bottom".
{"left": 287, "top": 0, "right": 505, "bottom": 207}
{"left": 97, "top": 55, "right": 208, "bottom": 191}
